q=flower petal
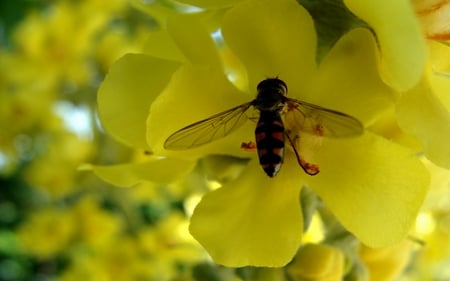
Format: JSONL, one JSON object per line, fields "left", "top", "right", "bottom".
{"left": 80, "top": 158, "right": 195, "bottom": 187}
{"left": 189, "top": 154, "right": 304, "bottom": 267}
{"left": 222, "top": 0, "right": 317, "bottom": 93}
{"left": 311, "top": 28, "right": 395, "bottom": 125}
{"left": 142, "top": 14, "right": 223, "bottom": 65}
{"left": 360, "top": 241, "right": 413, "bottom": 281}
{"left": 305, "top": 133, "right": 429, "bottom": 247}
{"left": 147, "top": 64, "right": 254, "bottom": 157}
{"left": 344, "top": 0, "right": 426, "bottom": 91}
{"left": 288, "top": 244, "right": 345, "bottom": 281}
{"left": 176, "top": 0, "right": 242, "bottom": 9}
{"left": 129, "top": 0, "right": 180, "bottom": 25}
{"left": 98, "top": 54, "right": 180, "bottom": 148}
{"left": 429, "top": 40, "right": 450, "bottom": 75}
{"left": 142, "top": 30, "right": 186, "bottom": 62}
{"left": 396, "top": 75, "right": 450, "bottom": 169}
{"left": 413, "top": 0, "right": 450, "bottom": 40}
{"left": 167, "top": 14, "right": 222, "bottom": 68}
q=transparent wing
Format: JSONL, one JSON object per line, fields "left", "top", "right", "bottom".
{"left": 164, "top": 102, "right": 253, "bottom": 150}
{"left": 285, "top": 98, "right": 364, "bottom": 138}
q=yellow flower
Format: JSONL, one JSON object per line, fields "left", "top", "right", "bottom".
{"left": 24, "top": 130, "right": 93, "bottom": 198}
{"left": 344, "top": 0, "right": 426, "bottom": 92}
{"left": 98, "top": 0, "right": 430, "bottom": 267}
{"left": 360, "top": 241, "right": 413, "bottom": 281}
{"left": 173, "top": 0, "right": 242, "bottom": 9}
{"left": 87, "top": 54, "right": 195, "bottom": 186}
{"left": 12, "top": 0, "right": 127, "bottom": 85}
{"left": 396, "top": 73, "right": 450, "bottom": 169}
{"left": 394, "top": 2, "right": 450, "bottom": 170}
{"left": 287, "top": 243, "right": 345, "bottom": 281}
{"left": 83, "top": 154, "right": 196, "bottom": 188}
{"left": 0, "top": 52, "right": 56, "bottom": 151}
{"left": 71, "top": 197, "right": 123, "bottom": 249}
{"left": 17, "top": 208, "right": 76, "bottom": 259}
{"left": 94, "top": 26, "right": 150, "bottom": 72}
{"left": 405, "top": 159, "right": 450, "bottom": 280}
{"left": 137, "top": 212, "right": 206, "bottom": 277}
{"left": 60, "top": 256, "right": 109, "bottom": 281}
{"left": 413, "top": 0, "right": 450, "bottom": 40}
{"left": 345, "top": 0, "right": 450, "bottom": 169}
{"left": 61, "top": 236, "right": 151, "bottom": 281}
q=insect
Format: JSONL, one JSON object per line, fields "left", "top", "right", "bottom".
{"left": 164, "top": 78, "right": 363, "bottom": 177}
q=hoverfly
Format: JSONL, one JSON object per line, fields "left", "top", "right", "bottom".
{"left": 164, "top": 78, "right": 363, "bottom": 177}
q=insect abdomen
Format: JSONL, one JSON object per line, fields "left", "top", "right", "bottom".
{"left": 255, "top": 111, "right": 285, "bottom": 177}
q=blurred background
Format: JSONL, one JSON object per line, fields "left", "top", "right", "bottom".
{"left": 0, "top": 1, "right": 211, "bottom": 280}
{"left": 0, "top": 0, "right": 449, "bottom": 281}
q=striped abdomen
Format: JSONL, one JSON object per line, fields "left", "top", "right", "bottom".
{"left": 255, "top": 111, "right": 285, "bottom": 177}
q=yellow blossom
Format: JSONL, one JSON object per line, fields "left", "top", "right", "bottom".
{"left": 98, "top": 0, "right": 430, "bottom": 267}
{"left": 360, "top": 241, "right": 413, "bottom": 281}
{"left": 17, "top": 208, "right": 76, "bottom": 259}
{"left": 413, "top": 0, "right": 450, "bottom": 40}
{"left": 24, "top": 131, "right": 93, "bottom": 198}
{"left": 71, "top": 197, "right": 123, "bottom": 249}
{"left": 288, "top": 243, "right": 345, "bottom": 281}
{"left": 345, "top": 0, "right": 450, "bottom": 169}
{"left": 137, "top": 212, "right": 205, "bottom": 268}
{"left": 12, "top": 0, "right": 128, "bottom": 85}
{"left": 344, "top": 0, "right": 426, "bottom": 91}
{"left": 0, "top": 52, "right": 56, "bottom": 148}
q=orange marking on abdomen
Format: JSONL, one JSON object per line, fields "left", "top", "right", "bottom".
{"left": 258, "top": 148, "right": 268, "bottom": 157}
{"left": 272, "top": 120, "right": 283, "bottom": 127}
{"left": 271, "top": 131, "right": 284, "bottom": 141}
{"left": 271, "top": 147, "right": 284, "bottom": 157}
{"left": 255, "top": 132, "right": 266, "bottom": 142}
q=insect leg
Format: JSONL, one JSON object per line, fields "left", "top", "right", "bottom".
{"left": 285, "top": 131, "right": 320, "bottom": 176}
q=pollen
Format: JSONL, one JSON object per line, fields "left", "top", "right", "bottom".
{"left": 241, "top": 141, "right": 257, "bottom": 151}
{"left": 314, "top": 124, "right": 325, "bottom": 136}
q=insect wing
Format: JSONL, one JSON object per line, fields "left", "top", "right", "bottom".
{"left": 164, "top": 102, "right": 253, "bottom": 150}
{"left": 285, "top": 99, "right": 364, "bottom": 138}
